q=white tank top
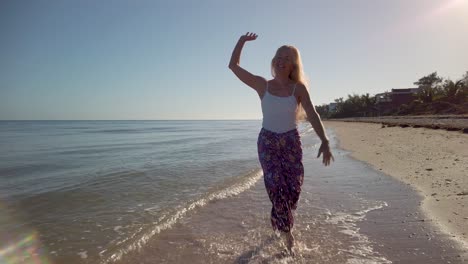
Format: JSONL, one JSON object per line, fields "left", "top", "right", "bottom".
{"left": 261, "top": 82, "right": 298, "bottom": 133}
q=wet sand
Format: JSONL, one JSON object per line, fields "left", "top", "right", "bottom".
{"left": 112, "top": 130, "right": 465, "bottom": 263}
{"left": 326, "top": 121, "right": 468, "bottom": 260}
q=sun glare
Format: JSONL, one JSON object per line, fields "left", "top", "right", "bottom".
{"left": 431, "top": 0, "right": 466, "bottom": 16}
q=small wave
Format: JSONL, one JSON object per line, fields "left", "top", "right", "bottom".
{"left": 85, "top": 127, "right": 203, "bottom": 134}
{"left": 326, "top": 200, "right": 391, "bottom": 264}
{"left": 100, "top": 168, "right": 263, "bottom": 263}
{"left": 77, "top": 251, "right": 88, "bottom": 259}
{"left": 301, "top": 127, "right": 315, "bottom": 136}
{"left": 298, "top": 123, "right": 313, "bottom": 136}
{"left": 0, "top": 163, "right": 69, "bottom": 180}
{"left": 86, "top": 129, "right": 144, "bottom": 134}
{"left": 57, "top": 145, "right": 141, "bottom": 155}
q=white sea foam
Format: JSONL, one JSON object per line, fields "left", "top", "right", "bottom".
{"left": 77, "top": 251, "right": 88, "bottom": 259}
{"left": 298, "top": 123, "right": 314, "bottom": 136}
{"left": 100, "top": 168, "right": 263, "bottom": 263}
{"left": 326, "top": 200, "right": 392, "bottom": 264}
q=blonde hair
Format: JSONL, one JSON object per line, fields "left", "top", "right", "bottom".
{"left": 271, "top": 45, "right": 310, "bottom": 121}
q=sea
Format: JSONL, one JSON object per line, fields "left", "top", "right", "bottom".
{"left": 0, "top": 120, "right": 462, "bottom": 264}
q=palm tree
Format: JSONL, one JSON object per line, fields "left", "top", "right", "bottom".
{"left": 442, "top": 80, "right": 461, "bottom": 98}
{"left": 414, "top": 72, "right": 443, "bottom": 103}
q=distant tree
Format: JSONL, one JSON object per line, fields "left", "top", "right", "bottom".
{"left": 461, "top": 72, "right": 468, "bottom": 102}
{"left": 440, "top": 79, "right": 463, "bottom": 102}
{"left": 315, "top": 104, "right": 330, "bottom": 119}
{"left": 328, "top": 93, "right": 377, "bottom": 118}
{"left": 345, "top": 94, "right": 363, "bottom": 114}
{"left": 360, "top": 93, "right": 376, "bottom": 111}
{"left": 334, "top": 97, "right": 344, "bottom": 104}
{"left": 332, "top": 97, "right": 344, "bottom": 117}
{"left": 438, "top": 72, "right": 468, "bottom": 103}
{"left": 414, "top": 72, "right": 443, "bottom": 103}
{"left": 457, "top": 71, "right": 468, "bottom": 103}
{"left": 462, "top": 71, "right": 468, "bottom": 86}
{"left": 326, "top": 71, "right": 468, "bottom": 118}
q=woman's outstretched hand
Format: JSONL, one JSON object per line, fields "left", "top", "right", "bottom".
{"left": 240, "top": 32, "right": 258, "bottom": 42}
{"left": 317, "top": 141, "right": 334, "bottom": 166}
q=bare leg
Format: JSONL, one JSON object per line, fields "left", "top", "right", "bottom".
{"left": 286, "top": 231, "right": 295, "bottom": 252}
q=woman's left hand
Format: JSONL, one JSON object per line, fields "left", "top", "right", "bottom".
{"left": 317, "top": 141, "right": 334, "bottom": 166}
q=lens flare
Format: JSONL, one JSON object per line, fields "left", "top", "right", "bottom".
{"left": 0, "top": 202, "right": 51, "bottom": 264}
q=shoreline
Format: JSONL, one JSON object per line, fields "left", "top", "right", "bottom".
{"left": 325, "top": 121, "right": 468, "bottom": 252}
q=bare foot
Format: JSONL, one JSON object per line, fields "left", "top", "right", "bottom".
{"left": 281, "top": 232, "right": 295, "bottom": 255}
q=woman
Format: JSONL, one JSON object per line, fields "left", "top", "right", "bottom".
{"left": 228, "top": 32, "right": 334, "bottom": 251}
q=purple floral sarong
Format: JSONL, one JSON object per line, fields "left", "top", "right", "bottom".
{"left": 257, "top": 128, "right": 304, "bottom": 233}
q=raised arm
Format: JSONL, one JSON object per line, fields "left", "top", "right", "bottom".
{"left": 296, "top": 84, "right": 334, "bottom": 166}
{"left": 228, "top": 32, "right": 266, "bottom": 97}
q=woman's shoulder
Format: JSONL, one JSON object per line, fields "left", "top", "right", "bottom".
{"left": 295, "top": 82, "right": 308, "bottom": 93}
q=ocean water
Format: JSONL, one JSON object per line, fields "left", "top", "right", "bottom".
{"left": 1, "top": 120, "right": 458, "bottom": 264}
{"left": 0, "top": 120, "right": 268, "bottom": 262}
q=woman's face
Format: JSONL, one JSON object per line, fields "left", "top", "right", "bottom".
{"left": 274, "top": 49, "right": 295, "bottom": 76}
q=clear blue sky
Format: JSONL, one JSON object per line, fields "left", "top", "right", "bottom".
{"left": 1, "top": 0, "right": 467, "bottom": 120}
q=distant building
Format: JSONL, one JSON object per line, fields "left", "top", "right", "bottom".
{"left": 375, "top": 88, "right": 420, "bottom": 105}
{"left": 375, "top": 92, "right": 391, "bottom": 104}
{"left": 375, "top": 87, "right": 420, "bottom": 114}
{"left": 328, "top": 102, "right": 337, "bottom": 112}
{"left": 390, "top": 88, "right": 420, "bottom": 105}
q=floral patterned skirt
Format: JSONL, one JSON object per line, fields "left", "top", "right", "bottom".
{"left": 257, "top": 128, "right": 304, "bottom": 233}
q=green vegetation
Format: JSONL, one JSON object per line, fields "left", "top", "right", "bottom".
{"left": 316, "top": 71, "right": 468, "bottom": 118}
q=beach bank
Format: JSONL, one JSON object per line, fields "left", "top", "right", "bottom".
{"left": 330, "top": 115, "right": 468, "bottom": 132}
{"left": 325, "top": 120, "right": 468, "bottom": 251}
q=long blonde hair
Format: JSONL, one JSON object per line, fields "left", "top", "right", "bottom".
{"left": 271, "top": 45, "right": 310, "bottom": 121}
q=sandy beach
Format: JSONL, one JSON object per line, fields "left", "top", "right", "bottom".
{"left": 325, "top": 121, "right": 468, "bottom": 250}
